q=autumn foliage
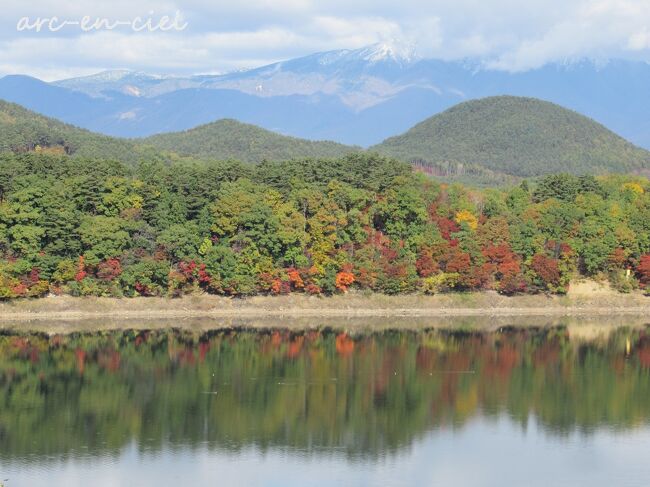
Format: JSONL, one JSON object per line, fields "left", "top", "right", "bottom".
{"left": 638, "top": 255, "right": 650, "bottom": 288}
{"left": 335, "top": 271, "right": 355, "bottom": 292}
{"left": 0, "top": 154, "right": 647, "bottom": 299}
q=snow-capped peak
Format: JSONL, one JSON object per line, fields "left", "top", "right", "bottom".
{"left": 311, "top": 41, "right": 419, "bottom": 68}
{"left": 359, "top": 40, "right": 419, "bottom": 64}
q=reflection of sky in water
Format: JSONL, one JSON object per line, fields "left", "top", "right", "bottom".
{"left": 5, "top": 416, "right": 650, "bottom": 487}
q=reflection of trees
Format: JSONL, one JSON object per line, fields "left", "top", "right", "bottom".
{"left": 1, "top": 326, "right": 649, "bottom": 460}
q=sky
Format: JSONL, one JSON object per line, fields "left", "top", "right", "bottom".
{"left": 2, "top": 0, "right": 650, "bottom": 80}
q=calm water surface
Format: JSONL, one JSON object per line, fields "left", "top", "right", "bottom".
{"left": 2, "top": 323, "right": 650, "bottom": 486}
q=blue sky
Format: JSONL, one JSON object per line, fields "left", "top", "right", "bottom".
{"left": 2, "top": 0, "right": 650, "bottom": 80}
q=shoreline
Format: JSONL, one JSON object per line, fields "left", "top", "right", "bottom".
{"left": 0, "top": 291, "right": 648, "bottom": 322}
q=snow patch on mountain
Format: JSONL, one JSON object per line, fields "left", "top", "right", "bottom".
{"left": 358, "top": 41, "right": 419, "bottom": 64}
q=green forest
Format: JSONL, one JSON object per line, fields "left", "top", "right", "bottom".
{"left": 4, "top": 97, "right": 650, "bottom": 187}
{"left": 144, "top": 118, "right": 358, "bottom": 162}
{"left": 0, "top": 100, "right": 355, "bottom": 166}
{"left": 375, "top": 96, "right": 650, "bottom": 177}
{"left": 0, "top": 152, "right": 648, "bottom": 299}
{"left": 0, "top": 100, "right": 156, "bottom": 165}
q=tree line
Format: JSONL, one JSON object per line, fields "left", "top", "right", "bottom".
{"left": 0, "top": 152, "right": 648, "bottom": 298}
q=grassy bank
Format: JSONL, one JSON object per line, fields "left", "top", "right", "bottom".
{"left": 0, "top": 289, "right": 647, "bottom": 324}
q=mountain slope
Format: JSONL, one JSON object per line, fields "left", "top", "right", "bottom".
{"left": 142, "top": 119, "right": 358, "bottom": 162}
{"left": 373, "top": 96, "right": 650, "bottom": 177}
{"left": 0, "top": 99, "right": 144, "bottom": 163}
{"left": 2, "top": 95, "right": 648, "bottom": 180}
{"left": 0, "top": 99, "right": 357, "bottom": 164}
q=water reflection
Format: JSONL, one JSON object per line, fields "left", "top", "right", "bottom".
{"left": 1, "top": 324, "right": 650, "bottom": 485}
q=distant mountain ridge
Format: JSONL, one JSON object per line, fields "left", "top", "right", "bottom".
{"left": 2, "top": 44, "right": 650, "bottom": 147}
{"left": 50, "top": 42, "right": 423, "bottom": 102}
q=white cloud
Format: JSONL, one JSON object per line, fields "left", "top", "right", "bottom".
{"left": 628, "top": 29, "right": 650, "bottom": 50}
{"left": 485, "top": 0, "right": 650, "bottom": 70}
{"left": 1, "top": 0, "right": 650, "bottom": 78}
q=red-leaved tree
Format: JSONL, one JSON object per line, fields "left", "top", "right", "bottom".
{"left": 637, "top": 254, "right": 650, "bottom": 288}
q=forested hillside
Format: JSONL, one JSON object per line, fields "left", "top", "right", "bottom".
{"left": 0, "top": 152, "right": 648, "bottom": 299}
{"left": 142, "top": 119, "right": 358, "bottom": 162}
{"left": 374, "top": 96, "right": 650, "bottom": 177}
{"left": 0, "top": 100, "right": 357, "bottom": 165}
{"left": 3, "top": 97, "right": 650, "bottom": 183}
{"left": 0, "top": 100, "right": 154, "bottom": 164}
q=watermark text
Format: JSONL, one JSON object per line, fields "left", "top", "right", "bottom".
{"left": 16, "top": 11, "right": 188, "bottom": 33}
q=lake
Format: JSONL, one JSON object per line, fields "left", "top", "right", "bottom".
{"left": 1, "top": 321, "right": 650, "bottom": 486}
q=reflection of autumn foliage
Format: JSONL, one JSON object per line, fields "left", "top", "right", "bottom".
{"left": 612, "top": 355, "right": 627, "bottom": 375}
{"left": 286, "top": 336, "right": 304, "bottom": 359}
{"left": 271, "top": 331, "right": 283, "bottom": 347}
{"left": 199, "top": 342, "right": 210, "bottom": 362}
{"left": 335, "top": 333, "right": 355, "bottom": 356}
{"left": 2, "top": 327, "right": 650, "bottom": 459}
{"left": 638, "top": 348, "right": 650, "bottom": 368}
{"left": 445, "top": 349, "right": 473, "bottom": 372}
{"left": 11, "top": 337, "right": 40, "bottom": 363}
{"left": 134, "top": 333, "right": 148, "bottom": 347}
{"left": 176, "top": 348, "right": 195, "bottom": 366}
{"left": 491, "top": 345, "right": 519, "bottom": 378}
{"left": 532, "top": 340, "right": 561, "bottom": 367}
{"left": 11, "top": 337, "right": 29, "bottom": 352}
{"left": 637, "top": 338, "right": 650, "bottom": 368}
{"left": 75, "top": 348, "right": 86, "bottom": 374}
{"left": 98, "top": 349, "right": 121, "bottom": 372}
{"left": 306, "top": 330, "right": 321, "bottom": 342}
{"left": 416, "top": 347, "right": 438, "bottom": 372}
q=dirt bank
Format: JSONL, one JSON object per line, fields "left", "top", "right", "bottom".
{"left": 0, "top": 291, "right": 647, "bottom": 323}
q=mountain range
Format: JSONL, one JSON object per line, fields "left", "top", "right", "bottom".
{"left": 1, "top": 95, "right": 648, "bottom": 184}
{"left": 2, "top": 42, "right": 650, "bottom": 148}
{"left": 0, "top": 99, "right": 355, "bottom": 165}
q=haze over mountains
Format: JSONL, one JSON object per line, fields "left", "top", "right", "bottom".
{"left": 2, "top": 42, "right": 650, "bottom": 148}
